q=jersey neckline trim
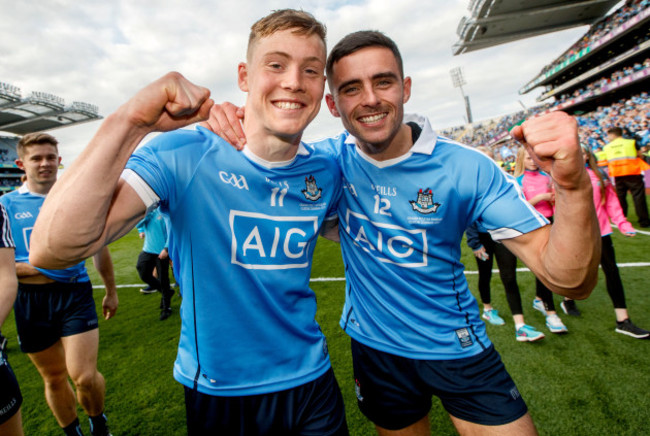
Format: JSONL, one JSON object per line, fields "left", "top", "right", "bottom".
{"left": 342, "top": 113, "right": 439, "bottom": 169}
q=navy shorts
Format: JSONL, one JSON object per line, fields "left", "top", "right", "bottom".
{"left": 14, "top": 281, "right": 99, "bottom": 353}
{"left": 184, "top": 367, "right": 349, "bottom": 435}
{"left": 0, "top": 353, "right": 22, "bottom": 425}
{"left": 351, "top": 340, "right": 528, "bottom": 430}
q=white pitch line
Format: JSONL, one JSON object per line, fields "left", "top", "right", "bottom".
{"left": 92, "top": 262, "right": 650, "bottom": 288}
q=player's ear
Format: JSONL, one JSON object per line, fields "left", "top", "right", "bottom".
{"left": 403, "top": 76, "right": 412, "bottom": 104}
{"left": 15, "top": 159, "right": 24, "bottom": 170}
{"left": 238, "top": 63, "right": 249, "bottom": 92}
{"left": 325, "top": 94, "right": 341, "bottom": 118}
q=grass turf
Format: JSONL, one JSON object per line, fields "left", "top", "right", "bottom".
{"left": 3, "top": 197, "right": 649, "bottom": 435}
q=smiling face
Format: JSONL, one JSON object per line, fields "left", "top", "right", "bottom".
{"left": 326, "top": 46, "right": 411, "bottom": 156}
{"left": 16, "top": 143, "right": 60, "bottom": 191}
{"left": 238, "top": 29, "right": 326, "bottom": 145}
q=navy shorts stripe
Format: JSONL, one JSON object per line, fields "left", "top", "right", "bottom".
{"left": 351, "top": 339, "right": 528, "bottom": 429}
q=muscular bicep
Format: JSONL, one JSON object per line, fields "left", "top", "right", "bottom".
{"left": 30, "top": 178, "right": 148, "bottom": 269}
{"left": 103, "top": 179, "right": 149, "bottom": 245}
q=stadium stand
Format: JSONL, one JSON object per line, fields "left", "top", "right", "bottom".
{"left": 0, "top": 136, "right": 22, "bottom": 193}
{"left": 443, "top": 0, "right": 649, "bottom": 184}
{"left": 453, "top": 0, "right": 621, "bottom": 55}
{"left": 0, "top": 81, "right": 102, "bottom": 195}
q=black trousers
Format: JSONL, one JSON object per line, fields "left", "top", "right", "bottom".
{"left": 600, "top": 235, "right": 627, "bottom": 309}
{"left": 136, "top": 251, "right": 172, "bottom": 309}
{"left": 476, "top": 233, "right": 556, "bottom": 316}
{"left": 614, "top": 174, "right": 650, "bottom": 227}
{"left": 476, "top": 233, "right": 523, "bottom": 315}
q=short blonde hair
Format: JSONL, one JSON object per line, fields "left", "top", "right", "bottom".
{"left": 247, "top": 9, "right": 326, "bottom": 60}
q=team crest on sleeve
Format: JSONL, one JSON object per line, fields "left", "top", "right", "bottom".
{"left": 409, "top": 188, "right": 441, "bottom": 214}
{"left": 301, "top": 175, "right": 322, "bottom": 201}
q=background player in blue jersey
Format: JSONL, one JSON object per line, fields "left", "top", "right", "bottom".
{"left": 203, "top": 30, "right": 601, "bottom": 436}
{"left": 0, "top": 133, "right": 118, "bottom": 436}
{"left": 30, "top": 9, "right": 349, "bottom": 436}
{"left": 0, "top": 203, "right": 24, "bottom": 436}
{"left": 135, "top": 206, "right": 173, "bottom": 320}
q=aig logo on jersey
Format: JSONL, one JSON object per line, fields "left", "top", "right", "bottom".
{"left": 344, "top": 209, "right": 427, "bottom": 268}
{"left": 301, "top": 175, "right": 322, "bottom": 201}
{"left": 219, "top": 171, "right": 249, "bottom": 190}
{"left": 409, "top": 188, "right": 441, "bottom": 214}
{"left": 230, "top": 210, "right": 318, "bottom": 269}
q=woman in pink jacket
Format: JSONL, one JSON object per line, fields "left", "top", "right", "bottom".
{"left": 561, "top": 147, "right": 649, "bottom": 339}
{"left": 514, "top": 147, "right": 569, "bottom": 334}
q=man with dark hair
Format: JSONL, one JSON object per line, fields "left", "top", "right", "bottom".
{"left": 204, "top": 29, "right": 600, "bottom": 436}
{"left": 0, "top": 133, "right": 117, "bottom": 436}
{"left": 603, "top": 126, "right": 650, "bottom": 227}
{"left": 30, "top": 9, "right": 349, "bottom": 436}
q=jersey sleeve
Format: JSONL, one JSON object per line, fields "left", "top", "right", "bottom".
{"left": 472, "top": 160, "right": 548, "bottom": 240}
{"left": 0, "top": 203, "right": 15, "bottom": 249}
{"left": 124, "top": 128, "right": 211, "bottom": 213}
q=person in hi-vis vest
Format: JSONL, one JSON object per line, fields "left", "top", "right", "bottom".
{"left": 604, "top": 127, "right": 650, "bottom": 228}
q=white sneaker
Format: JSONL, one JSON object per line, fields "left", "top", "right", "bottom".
{"left": 532, "top": 298, "right": 547, "bottom": 316}
{"left": 546, "top": 314, "right": 568, "bottom": 334}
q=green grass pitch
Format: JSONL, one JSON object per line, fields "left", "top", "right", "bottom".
{"left": 4, "top": 199, "right": 649, "bottom": 435}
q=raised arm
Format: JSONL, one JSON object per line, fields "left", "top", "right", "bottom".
{"left": 29, "top": 72, "right": 213, "bottom": 269}
{"left": 503, "top": 111, "right": 600, "bottom": 299}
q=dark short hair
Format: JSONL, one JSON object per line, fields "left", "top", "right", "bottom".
{"left": 247, "top": 9, "right": 326, "bottom": 60}
{"left": 607, "top": 127, "right": 623, "bottom": 137}
{"left": 326, "top": 30, "right": 404, "bottom": 89}
{"left": 17, "top": 132, "right": 58, "bottom": 159}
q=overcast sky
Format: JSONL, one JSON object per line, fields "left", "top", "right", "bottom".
{"left": 0, "top": 0, "right": 591, "bottom": 166}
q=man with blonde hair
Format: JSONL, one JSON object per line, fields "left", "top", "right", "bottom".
{"left": 30, "top": 9, "right": 348, "bottom": 435}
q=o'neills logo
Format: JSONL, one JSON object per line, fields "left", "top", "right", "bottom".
{"left": 409, "top": 188, "right": 441, "bottom": 214}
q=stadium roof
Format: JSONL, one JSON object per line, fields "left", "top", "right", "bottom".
{"left": 0, "top": 81, "right": 102, "bottom": 135}
{"left": 452, "top": 0, "right": 621, "bottom": 55}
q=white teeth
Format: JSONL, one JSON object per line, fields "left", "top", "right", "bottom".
{"left": 359, "top": 113, "right": 386, "bottom": 123}
{"left": 274, "top": 101, "right": 302, "bottom": 109}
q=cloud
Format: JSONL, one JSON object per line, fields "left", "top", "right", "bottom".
{"left": 0, "top": 0, "right": 589, "bottom": 164}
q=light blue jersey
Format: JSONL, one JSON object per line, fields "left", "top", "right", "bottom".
{"left": 0, "top": 185, "right": 89, "bottom": 282}
{"left": 316, "top": 114, "right": 547, "bottom": 360}
{"left": 124, "top": 126, "right": 342, "bottom": 396}
{"left": 136, "top": 207, "right": 169, "bottom": 254}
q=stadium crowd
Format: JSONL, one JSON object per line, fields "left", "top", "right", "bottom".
{"left": 555, "top": 56, "right": 650, "bottom": 103}
{"left": 441, "top": 91, "right": 650, "bottom": 168}
{"left": 538, "top": 0, "right": 649, "bottom": 77}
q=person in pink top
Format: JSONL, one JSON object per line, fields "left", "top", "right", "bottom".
{"left": 514, "top": 147, "right": 569, "bottom": 334}
{"left": 560, "top": 147, "right": 649, "bottom": 339}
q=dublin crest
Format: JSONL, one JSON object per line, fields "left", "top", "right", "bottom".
{"left": 302, "top": 175, "right": 322, "bottom": 201}
{"left": 409, "top": 188, "right": 441, "bottom": 214}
